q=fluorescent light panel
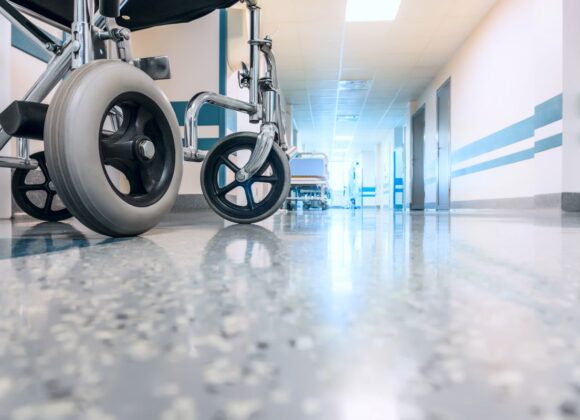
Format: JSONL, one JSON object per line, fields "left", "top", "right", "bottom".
{"left": 335, "top": 136, "right": 353, "bottom": 142}
{"left": 346, "top": 0, "right": 402, "bottom": 22}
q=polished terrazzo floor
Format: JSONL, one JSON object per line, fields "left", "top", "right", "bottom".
{"left": 1, "top": 209, "right": 580, "bottom": 420}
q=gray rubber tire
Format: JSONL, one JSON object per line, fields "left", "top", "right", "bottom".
{"left": 44, "top": 60, "right": 183, "bottom": 237}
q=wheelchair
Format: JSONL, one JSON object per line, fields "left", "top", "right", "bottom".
{"left": 0, "top": 0, "right": 291, "bottom": 236}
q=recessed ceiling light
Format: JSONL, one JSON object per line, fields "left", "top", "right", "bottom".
{"left": 346, "top": 0, "right": 402, "bottom": 22}
{"left": 335, "top": 136, "right": 353, "bottom": 142}
{"left": 336, "top": 115, "right": 360, "bottom": 123}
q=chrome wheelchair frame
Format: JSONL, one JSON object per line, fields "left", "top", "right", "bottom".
{"left": 0, "top": 0, "right": 290, "bottom": 234}
{"left": 0, "top": 0, "right": 285, "bottom": 173}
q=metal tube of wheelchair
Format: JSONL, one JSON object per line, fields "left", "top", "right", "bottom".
{"left": 236, "top": 123, "right": 275, "bottom": 182}
{"left": 249, "top": 5, "right": 261, "bottom": 122}
{"left": 0, "top": 41, "right": 73, "bottom": 152}
{"left": 17, "top": 138, "right": 29, "bottom": 162}
{"left": 184, "top": 92, "right": 257, "bottom": 162}
{"left": 263, "top": 90, "right": 277, "bottom": 124}
{"left": 72, "top": 0, "right": 95, "bottom": 68}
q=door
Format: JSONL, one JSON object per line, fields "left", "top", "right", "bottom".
{"left": 411, "top": 107, "right": 426, "bottom": 211}
{"left": 437, "top": 79, "right": 451, "bottom": 210}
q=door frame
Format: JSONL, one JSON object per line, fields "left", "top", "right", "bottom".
{"left": 410, "top": 105, "right": 426, "bottom": 211}
{"left": 436, "top": 78, "right": 452, "bottom": 211}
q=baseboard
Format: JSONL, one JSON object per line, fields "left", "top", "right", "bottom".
{"left": 562, "top": 192, "right": 580, "bottom": 212}
{"left": 452, "top": 193, "right": 572, "bottom": 211}
{"left": 535, "top": 193, "right": 562, "bottom": 209}
{"left": 452, "top": 196, "right": 535, "bottom": 210}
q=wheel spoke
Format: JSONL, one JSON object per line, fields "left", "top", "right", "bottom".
{"left": 252, "top": 175, "right": 279, "bottom": 184}
{"left": 219, "top": 156, "right": 240, "bottom": 173}
{"left": 140, "top": 165, "right": 158, "bottom": 193}
{"left": 244, "top": 185, "right": 256, "bottom": 211}
{"left": 101, "top": 138, "right": 135, "bottom": 162}
{"left": 135, "top": 106, "right": 153, "bottom": 136}
{"left": 43, "top": 191, "right": 55, "bottom": 212}
{"left": 35, "top": 157, "right": 50, "bottom": 180}
{"left": 17, "top": 184, "right": 45, "bottom": 192}
{"left": 124, "top": 166, "right": 148, "bottom": 195}
{"left": 216, "top": 181, "right": 239, "bottom": 197}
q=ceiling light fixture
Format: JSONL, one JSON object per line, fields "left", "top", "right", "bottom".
{"left": 346, "top": 0, "right": 402, "bottom": 22}
{"left": 336, "top": 115, "right": 360, "bottom": 123}
{"left": 335, "top": 136, "right": 353, "bottom": 142}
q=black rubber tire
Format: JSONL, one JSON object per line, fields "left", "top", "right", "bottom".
{"left": 44, "top": 61, "right": 183, "bottom": 237}
{"left": 11, "top": 151, "right": 72, "bottom": 222}
{"left": 201, "top": 132, "right": 290, "bottom": 224}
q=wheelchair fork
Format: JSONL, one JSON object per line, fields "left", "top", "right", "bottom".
{"left": 184, "top": 0, "right": 286, "bottom": 182}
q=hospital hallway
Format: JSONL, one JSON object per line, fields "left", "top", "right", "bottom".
{"left": 0, "top": 209, "right": 579, "bottom": 420}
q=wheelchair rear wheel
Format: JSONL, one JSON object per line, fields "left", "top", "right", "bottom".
{"left": 201, "top": 133, "right": 290, "bottom": 224}
{"left": 11, "top": 151, "right": 72, "bottom": 222}
{"left": 44, "top": 61, "right": 183, "bottom": 237}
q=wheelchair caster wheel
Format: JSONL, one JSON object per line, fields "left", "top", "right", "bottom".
{"left": 11, "top": 151, "right": 72, "bottom": 222}
{"left": 201, "top": 133, "right": 290, "bottom": 224}
{"left": 44, "top": 61, "right": 183, "bottom": 237}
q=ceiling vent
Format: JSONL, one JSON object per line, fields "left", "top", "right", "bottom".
{"left": 338, "top": 80, "right": 373, "bottom": 91}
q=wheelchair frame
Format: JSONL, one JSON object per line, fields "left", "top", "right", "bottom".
{"left": 0, "top": 0, "right": 286, "bottom": 186}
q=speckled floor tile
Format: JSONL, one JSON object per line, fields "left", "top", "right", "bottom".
{"left": 1, "top": 209, "right": 580, "bottom": 420}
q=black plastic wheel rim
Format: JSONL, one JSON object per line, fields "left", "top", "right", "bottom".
{"left": 11, "top": 151, "right": 72, "bottom": 222}
{"left": 203, "top": 138, "right": 287, "bottom": 221}
{"left": 99, "top": 92, "right": 175, "bottom": 207}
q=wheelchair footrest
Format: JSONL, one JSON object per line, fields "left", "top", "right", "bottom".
{"left": 134, "top": 56, "right": 172, "bottom": 81}
{"left": 0, "top": 101, "right": 48, "bottom": 140}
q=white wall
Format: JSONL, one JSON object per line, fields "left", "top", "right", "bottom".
{"left": 562, "top": 0, "right": 580, "bottom": 198}
{"left": 535, "top": 0, "right": 564, "bottom": 197}
{"left": 413, "top": 0, "right": 564, "bottom": 207}
{"left": 0, "top": 16, "right": 11, "bottom": 219}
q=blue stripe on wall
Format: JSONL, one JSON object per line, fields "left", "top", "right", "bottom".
{"left": 199, "top": 138, "right": 220, "bottom": 150}
{"left": 451, "top": 94, "right": 563, "bottom": 167}
{"left": 534, "top": 95, "right": 563, "bottom": 129}
{"left": 534, "top": 133, "right": 562, "bottom": 154}
{"left": 361, "top": 187, "right": 376, "bottom": 198}
{"left": 11, "top": 27, "right": 51, "bottom": 63}
{"left": 445, "top": 94, "right": 563, "bottom": 179}
{"left": 452, "top": 133, "right": 562, "bottom": 178}
{"left": 452, "top": 117, "right": 535, "bottom": 165}
{"left": 452, "top": 148, "right": 535, "bottom": 178}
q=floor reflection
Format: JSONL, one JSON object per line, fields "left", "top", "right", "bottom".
{"left": 0, "top": 209, "right": 579, "bottom": 420}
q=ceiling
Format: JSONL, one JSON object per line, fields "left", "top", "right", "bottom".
{"left": 259, "top": 0, "right": 498, "bottom": 158}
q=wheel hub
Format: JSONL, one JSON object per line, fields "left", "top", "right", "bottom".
{"left": 137, "top": 137, "right": 156, "bottom": 161}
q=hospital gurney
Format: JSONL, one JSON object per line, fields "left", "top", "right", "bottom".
{"left": 0, "top": 0, "right": 291, "bottom": 236}
{"left": 286, "top": 153, "right": 330, "bottom": 211}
